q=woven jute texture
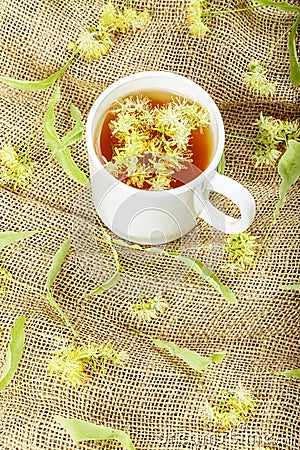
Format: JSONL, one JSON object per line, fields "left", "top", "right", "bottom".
{"left": 0, "top": 0, "right": 299, "bottom": 449}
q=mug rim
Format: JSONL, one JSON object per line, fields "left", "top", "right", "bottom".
{"left": 86, "top": 70, "right": 225, "bottom": 195}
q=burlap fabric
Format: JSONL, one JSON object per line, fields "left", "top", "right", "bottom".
{"left": 0, "top": 0, "right": 299, "bottom": 449}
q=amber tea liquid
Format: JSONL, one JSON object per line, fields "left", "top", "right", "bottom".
{"left": 98, "top": 91, "right": 213, "bottom": 189}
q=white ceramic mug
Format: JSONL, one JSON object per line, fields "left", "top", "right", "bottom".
{"left": 86, "top": 71, "right": 255, "bottom": 245}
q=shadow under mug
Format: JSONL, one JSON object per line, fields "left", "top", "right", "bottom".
{"left": 86, "top": 71, "right": 255, "bottom": 245}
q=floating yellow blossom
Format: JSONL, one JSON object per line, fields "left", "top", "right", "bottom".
{"left": 105, "top": 94, "right": 210, "bottom": 190}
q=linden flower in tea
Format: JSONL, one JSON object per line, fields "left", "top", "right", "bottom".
{"left": 100, "top": 94, "right": 211, "bottom": 190}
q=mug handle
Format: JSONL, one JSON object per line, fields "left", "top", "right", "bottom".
{"left": 194, "top": 171, "right": 256, "bottom": 233}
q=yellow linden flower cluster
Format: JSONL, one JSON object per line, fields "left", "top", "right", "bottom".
{"left": 0, "top": 268, "right": 12, "bottom": 301}
{"left": 186, "top": 0, "right": 211, "bottom": 38}
{"left": 130, "top": 294, "right": 169, "bottom": 323}
{"left": 252, "top": 114, "right": 300, "bottom": 167}
{"left": 48, "top": 343, "right": 127, "bottom": 389}
{"left": 105, "top": 95, "right": 210, "bottom": 190}
{"left": 68, "top": 2, "right": 150, "bottom": 60}
{"left": 201, "top": 384, "right": 256, "bottom": 430}
{"left": 243, "top": 60, "right": 276, "bottom": 98}
{"left": 0, "top": 144, "right": 34, "bottom": 191}
{"left": 224, "top": 232, "right": 259, "bottom": 272}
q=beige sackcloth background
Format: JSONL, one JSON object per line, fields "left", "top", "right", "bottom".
{"left": 0, "top": 0, "right": 299, "bottom": 449}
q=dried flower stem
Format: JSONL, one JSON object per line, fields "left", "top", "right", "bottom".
{"left": 243, "top": 27, "right": 293, "bottom": 97}
{"left": 210, "top": 5, "right": 265, "bottom": 17}
{"left": 14, "top": 87, "right": 55, "bottom": 153}
{"left": 261, "top": 26, "right": 291, "bottom": 65}
{"left": 225, "top": 134, "right": 252, "bottom": 142}
{"left": 253, "top": 221, "right": 274, "bottom": 267}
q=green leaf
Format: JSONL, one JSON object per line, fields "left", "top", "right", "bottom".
{"left": 101, "top": 237, "right": 235, "bottom": 303}
{"left": 61, "top": 105, "right": 85, "bottom": 147}
{"left": 280, "top": 283, "right": 300, "bottom": 291}
{"left": 0, "top": 230, "right": 41, "bottom": 250}
{"left": 176, "top": 255, "right": 237, "bottom": 303}
{"left": 111, "top": 238, "right": 236, "bottom": 303}
{"left": 46, "top": 291, "right": 78, "bottom": 338}
{"left": 43, "top": 84, "right": 61, "bottom": 148}
{"left": 54, "top": 149, "right": 90, "bottom": 187}
{"left": 112, "top": 238, "right": 144, "bottom": 251}
{"left": 55, "top": 416, "right": 135, "bottom": 450}
{"left": 87, "top": 233, "right": 121, "bottom": 296}
{"left": 46, "top": 235, "right": 71, "bottom": 290}
{"left": 86, "top": 272, "right": 120, "bottom": 296}
{"left": 288, "top": 14, "right": 300, "bottom": 86}
{"left": 0, "top": 53, "right": 76, "bottom": 91}
{"left": 254, "top": 0, "right": 300, "bottom": 13}
{"left": 281, "top": 369, "right": 300, "bottom": 379}
{"left": 45, "top": 235, "right": 78, "bottom": 338}
{"left": 274, "top": 140, "right": 300, "bottom": 220}
{"left": 217, "top": 151, "right": 226, "bottom": 175}
{"left": 0, "top": 316, "right": 26, "bottom": 391}
{"left": 152, "top": 339, "right": 213, "bottom": 372}
{"left": 43, "top": 86, "right": 90, "bottom": 187}
{"left": 212, "top": 351, "right": 227, "bottom": 363}
{"left": 106, "top": 235, "right": 121, "bottom": 272}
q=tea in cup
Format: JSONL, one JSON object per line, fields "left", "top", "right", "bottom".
{"left": 86, "top": 71, "right": 255, "bottom": 244}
